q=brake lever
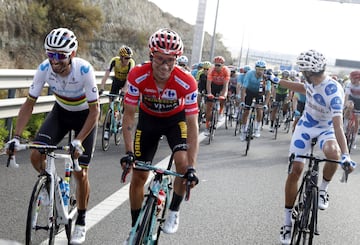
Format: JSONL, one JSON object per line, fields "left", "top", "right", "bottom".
{"left": 185, "top": 180, "right": 191, "bottom": 201}
{"left": 6, "top": 142, "right": 17, "bottom": 168}
{"left": 340, "top": 162, "right": 350, "bottom": 183}
{"left": 121, "top": 162, "right": 131, "bottom": 183}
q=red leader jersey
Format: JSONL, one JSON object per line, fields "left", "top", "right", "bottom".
{"left": 125, "top": 62, "right": 198, "bottom": 117}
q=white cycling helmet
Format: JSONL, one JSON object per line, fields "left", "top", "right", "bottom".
{"left": 44, "top": 28, "right": 78, "bottom": 53}
{"left": 296, "top": 49, "right": 326, "bottom": 73}
{"left": 177, "top": 55, "right": 188, "bottom": 65}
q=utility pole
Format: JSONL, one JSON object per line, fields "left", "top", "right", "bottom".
{"left": 190, "top": 0, "right": 207, "bottom": 66}
{"left": 209, "top": 0, "right": 220, "bottom": 62}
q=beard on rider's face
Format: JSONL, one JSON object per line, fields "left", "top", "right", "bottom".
{"left": 50, "top": 58, "right": 70, "bottom": 74}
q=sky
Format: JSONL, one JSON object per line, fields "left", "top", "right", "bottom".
{"left": 148, "top": 0, "right": 360, "bottom": 62}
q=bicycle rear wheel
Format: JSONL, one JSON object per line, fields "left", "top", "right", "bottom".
{"left": 346, "top": 128, "right": 355, "bottom": 154}
{"left": 102, "top": 110, "right": 111, "bottom": 151}
{"left": 134, "top": 196, "right": 157, "bottom": 245}
{"left": 26, "top": 175, "right": 56, "bottom": 245}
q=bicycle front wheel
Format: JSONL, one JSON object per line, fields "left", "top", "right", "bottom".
{"left": 292, "top": 188, "right": 315, "bottom": 245}
{"left": 245, "top": 120, "right": 253, "bottom": 156}
{"left": 208, "top": 109, "right": 217, "bottom": 144}
{"left": 102, "top": 110, "right": 112, "bottom": 151}
{"left": 154, "top": 176, "right": 173, "bottom": 244}
{"left": 134, "top": 196, "right": 157, "bottom": 245}
{"left": 65, "top": 172, "right": 77, "bottom": 241}
{"left": 114, "top": 118, "right": 122, "bottom": 146}
{"left": 26, "top": 175, "right": 56, "bottom": 245}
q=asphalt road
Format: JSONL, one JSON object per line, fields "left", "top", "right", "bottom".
{"left": 1, "top": 119, "right": 360, "bottom": 245}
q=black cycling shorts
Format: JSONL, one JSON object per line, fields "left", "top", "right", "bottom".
{"left": 133, "top": 108, "right": 187, "bottom": 164}
{"left": 244, "top": 89, "right": 264, "bottom": 108}
{"left": 33, "top": 103, "right": 97, "bottom": 167}
{"left": 110, "top": 77, "right": 126, "bottom": 95}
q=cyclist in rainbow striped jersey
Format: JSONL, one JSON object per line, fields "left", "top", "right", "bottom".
{"left": 5, "top": 28, "right": 100, "bottom": 244}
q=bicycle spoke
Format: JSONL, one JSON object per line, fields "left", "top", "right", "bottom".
{"left": 26, "top": 176, "right": 56, "bottom": 245}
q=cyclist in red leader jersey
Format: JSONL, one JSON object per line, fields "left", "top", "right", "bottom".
{"left": 120, "top": 28, "right": 199, "bottom": 240}
{"left": 204, "top": 56, "right": 230, "bottom": 135}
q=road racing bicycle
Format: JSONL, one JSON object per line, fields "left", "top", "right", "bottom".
{"left": 121, "top": 144, "right": 191, "bottom": 245}
{"left": 7, "top": 142, "right": 81, "bottom": 245}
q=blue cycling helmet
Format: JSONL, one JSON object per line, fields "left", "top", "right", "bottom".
{"left": 255, "top": 60, "right": 266, "bottom": 69}
{"left": 243, "top": 65, "right": 251, "bottom": 72}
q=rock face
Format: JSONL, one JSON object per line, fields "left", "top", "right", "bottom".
{"left": 0, "top": 0, "right": 231, "bottom": 70}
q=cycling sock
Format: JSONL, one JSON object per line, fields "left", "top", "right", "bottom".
{"left": 169, "top": 192, "right": 183, "bottom": 212}
{"left": 284, "top": 208, "right": 292, "bottom": 227}
{"left": 319, "top": 178, "right": 330, "bottom": 192}
{"left": 75, "top": 209, "right": 86, "bottom": 226}
{"left": 131, "top": 209, "right": 141, "bottom": 227}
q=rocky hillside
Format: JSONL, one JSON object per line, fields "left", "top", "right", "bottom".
{"left": 0, "top": 0, "right": 232, "bottom": 70}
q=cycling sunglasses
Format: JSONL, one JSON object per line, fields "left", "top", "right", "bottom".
{"left": 46, "top": 51, "right": 71, "bottom": 60}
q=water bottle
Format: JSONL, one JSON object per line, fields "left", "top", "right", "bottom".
{"left": 157, "top": 189, "right": 166, "bottom": 216}
{"left": 63, "top": 180, "right": 69, "bottom": 207}
{"left": 59, "top": 178, "right": 69, "bottom": 207}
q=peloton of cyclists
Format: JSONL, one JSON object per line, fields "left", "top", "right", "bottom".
{"left": 239, "top": 60, "right": 271, "bottom": 140}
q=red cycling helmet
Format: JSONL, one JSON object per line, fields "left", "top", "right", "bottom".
{"left": 148, "top": 28, "right": 183, "bottom": 56}
{"left": 213, "top": 56, "right": 225, "bottom": 64}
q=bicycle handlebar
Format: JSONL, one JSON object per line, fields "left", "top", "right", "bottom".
{"left": 100, "top": 91, "right": 125, "bottom": 99}
{"left": 121, "top": 160, "right": 192, "bottom": 201}
{"left": 6, "top": 143, "right": 82, "bottom": 172}
{"left": 296, "top": 154, "right": 350, "bottom": 183}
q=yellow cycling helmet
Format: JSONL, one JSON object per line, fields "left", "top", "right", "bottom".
{"left": 119, "top": 46, "right": 133, "bottom": 58}
{"left": 202, "top": 61, "right": 211, "bottom": 69}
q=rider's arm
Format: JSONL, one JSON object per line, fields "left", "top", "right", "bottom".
{"left": 100, "top": 70, "right": 111, "bottom": 90}
{"left": 292, "top": 93, "right": 298, "bottom": 112}
{"left": 122, "top": 103, "right": 137, "bottom": 153}
{"left": 278, "top": 79, "right": 306, "bottom": 94}
{"left": 333, "top": 115, "right": 350, "bottom": 155}
{"left": 206, "top": 78, "right": 212, "bottom": 96}
{"left": 240, "top": 86, "right": 246, "bottom": 103}
{"left": 221, "top": 79, "right": 229, "bottom": 97}
{"left": 185, "top": 113, "right": 199, "bottom": 168}
{"left": 101, "top": 60, "right": 115, "bottom": 90}
{"left": 75, "top": 102, "right": 100, "bottom": 142}
{"left": 14, "top": 98, "right": 36, "bottom": 137}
